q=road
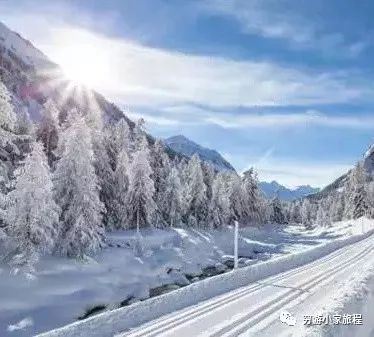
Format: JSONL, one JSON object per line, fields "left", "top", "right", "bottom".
{"left": 117, "top": 234, "right": 374, "bottom": 337}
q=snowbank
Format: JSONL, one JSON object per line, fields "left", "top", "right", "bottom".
{"left": 38, "top": 221, "right": 374, "bottom": 337}
{"left": 0, "top": 226, "right": 278, "bottom": 336}
{"left": 302, "top": 266, "right": 374, "bottom": 337}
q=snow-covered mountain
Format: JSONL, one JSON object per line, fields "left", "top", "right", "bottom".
{"left": 364, "top": 144, "right": 374, "bottom": 173}
{"left": 310, "top": 143, "right": 374, "bottom": 200}
{"left": 259, "top": 181, "right": 320, "bottom": 201}
{"left": 164, "top": 135, "right": 235, "bottom": 172}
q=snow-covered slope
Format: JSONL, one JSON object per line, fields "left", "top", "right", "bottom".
{"left": 312, "top": 143, "right": 374, "bottom": 200}
{"left": 165, "top": 135, "right": 235, "bottom": 172}
{"left": 0, "top": 21, "right": 50, "bottom": 68}
{"left": 364, "top": 144, "right": 374, "bottom": 173}
{"left": 0, "top": 20, "right": 128, "bottom": 123}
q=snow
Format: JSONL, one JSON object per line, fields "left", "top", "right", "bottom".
{"left": 164, "top": 135, "right": 235, "bottom": 172}
{"left": 27, "top": 218, "right": 374, "bottom": 337}
{"left": 0, "top": 21, "right": 49, "bottom": 68}
{"left": 7, "top": 318, "right": 33, "bottom": 332}
{"left": 364, "top": 143, "right": 374, "bottom": 174}
{"left": 301, "top": 268, "right": 374, "bottom": 337}
{"left": 259, "top": 181, "right": 320, "bottom": 201}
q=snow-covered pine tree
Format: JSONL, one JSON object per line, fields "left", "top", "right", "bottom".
{"left": 104, "top": 118, "right": 132, "bottom": 229}
{"left": 315, "top": 200, "right": 331, "bottom": 227}
{"left": 269, "top": 196, "right": 287, "bottom": 224}
{"left": 183, "top": 154, "right": 207, "bottom": 227}
{"left": 241, "top": 168, "right": 262, "bottom": 224}
{"left": 163, "top": 167, "right": 183, "bottom": 227}
{"left": 133, "top": 118, "right": 146, "bottom": 152}
{"left": 17, "top": 106, "right": 33, "bottom": 136}
{"left": 202, "top": 163, "right": 216, "bottom": 226}
{"left": 329, "top": 191, "right": 345, "bottom": 222}
{"left": 301, "top": 198, "right": 313, "bottom": 229}
{"left": 126, "top": 132, "right": 156, "bottom": 231}
{"left": 0, "top": 80, "right": 18, "bottom": 191}
{"left": 208, "top": 172, "right": 231, "bottom": 228}
{"left": 106, "top": 118, "right": 131, "bottom": 167}
{"left": 344, "top": 162, "right": 369, "bottom": 219}
{"left": 86, "top": 107, "right": 116, "bottom": 229}
{"left": 227, "top": 172, "right": 245, "bottom": 224}
{"left": 54, "top": 110, "right": 105, "bottom": 258}
{"left": 36, "top": 99, "right": 60, "bottom": 166}
{"left": 366, "top": 181, "right": 374, "bottom": 218}
{"left": 150, "top": 139, "right": 171, "bottom": 227}
{"left": 5, "top": 141, "right": 60, "bottom": 272}
{"left": 287, "top": 201, "right": 301, "bottom": 224}
{"left": 111, "top": 148, "right": 130, "bottom": 229}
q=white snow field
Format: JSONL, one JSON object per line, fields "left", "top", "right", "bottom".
{"left": 33, "top": 218, "right": 374, "bottom": 337}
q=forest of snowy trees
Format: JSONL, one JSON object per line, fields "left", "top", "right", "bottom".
{"left": 286, "top": 162, "right": 374, "bottom": 228}
{"left": 0, "top": 80, "right": 271, "bottom": 272}
{"left": 0, "top": 79, "right": 373, "bottom": 273}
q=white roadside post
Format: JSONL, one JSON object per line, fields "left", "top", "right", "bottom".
{"left": 234, "top": 220, "right": 239, "bottom": 269}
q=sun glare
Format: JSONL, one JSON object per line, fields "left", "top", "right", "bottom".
{"left": 49, "top": 29, "right": 112, "bottom": 89}
{"left": 57, "top": 44, "right": 109, "bottom": 88}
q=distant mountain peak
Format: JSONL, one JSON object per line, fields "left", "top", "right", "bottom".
{"left": 259, "top": 181, "right": 320, "bottom": 201}
{"left": 364, "top": 143, "right": 374, "bottom": 173}
{"left": 164, "top": 135, "right": 235, "bottom": 172}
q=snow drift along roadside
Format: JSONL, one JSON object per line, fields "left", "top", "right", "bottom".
{"left": 38, "top": 227, "right": 374, "bottom": 337}
{"left": 302, "top": 267, "right": 374, "bottom": 337}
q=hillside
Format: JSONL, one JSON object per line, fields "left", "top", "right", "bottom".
{"left": 0, "top": 21, "right": 134, "bottom": 129}
{"left": 165, "top": 135, "right": 235, "bottom": 172}
{"left": 310, "top": 144, "right": 374, "bottom": 200}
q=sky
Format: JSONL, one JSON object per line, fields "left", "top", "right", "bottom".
{"left": 1, "top": 0, "right": 374, "bottom": 188}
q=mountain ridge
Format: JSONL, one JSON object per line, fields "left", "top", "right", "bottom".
{"left": 259, "top": 180, "right": 320, "bottom": 201}
{"left": 164, "top": 135, "right": 236, "bottom": 172}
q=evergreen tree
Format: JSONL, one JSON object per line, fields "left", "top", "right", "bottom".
{"left": 86, "top": 108, "right": 116, "bottom": 229}
{"left": 289, "top": 201, "right": 302, "bottom": 224}
{"left": 126, "top": 133, "right": 156, "bottom": 230}
{"left": 111, "top": 148, "right": 130, "bottom": 229}
{"left": 17, "top": 106, "right": 34, "bottom": 136}
{"left": 269, "top": 196, "right": 287, "bottom": 224}
{"left": 316, "top": 201, "right": 331, "bottom": 227}
{"left": 104, "top": 119, "right": 132, "bottom": 229}
{"left": 241, "top": 168, "right": 262, "bottom": 223}
{"left": 106, "top": 118, "right": 131, "bottom": 167}
{"left": 301, "top": 198, "right": 313, "bottom": 228}
{"left": 344, "top": 163, "right": 369, "bottom": 219}
{"left": 209, "top": 172, "right": 231, "bottom": 228}
{"left": 36, "top": 99, "right": 60, "bottom": 166}
{"left": 366, "top": 181, "right": 374, "bottom": 219}
{"left": 163, "top": 167, "right": 183, "bottom": 227}
{"left": 183, "top": 154, "right": 207, "bottom": 226}
{"left": 330, "top": 192, "right": 345, "bottom": 222}
{"left": 0, "top": 81, "right": 18, "bottom": 190}
{"left": 150, "top": 139, "right": 171, "bottom": 227}
{"left": 54, "top": 110, "right": 105, "bottom": 258}
{"left": 6, "top": 142, "right": 60, "bottom": 272}
{"left": 202, "top": 163, "right": 216, "bottom": 225}
{"left": 227, "top": 172, "right": 245, "bottom": 224}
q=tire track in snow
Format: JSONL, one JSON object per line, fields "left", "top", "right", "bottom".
{"left": 208, "top": 243, "right": 374, "bottom": 337}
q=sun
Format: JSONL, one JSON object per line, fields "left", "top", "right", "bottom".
{"left": 56, "top": 43, "right": 110, "bottom": 88}
{"left": 48, "top": 29, "right": 112, "bottom": 89}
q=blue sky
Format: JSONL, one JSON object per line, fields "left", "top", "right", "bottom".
{"left": 1, "top": 0, "right": 374, "bottom": 187}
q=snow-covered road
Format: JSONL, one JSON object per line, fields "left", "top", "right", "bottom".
{"left": 117, "top": 233, "right": 374, "bottom": 337}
